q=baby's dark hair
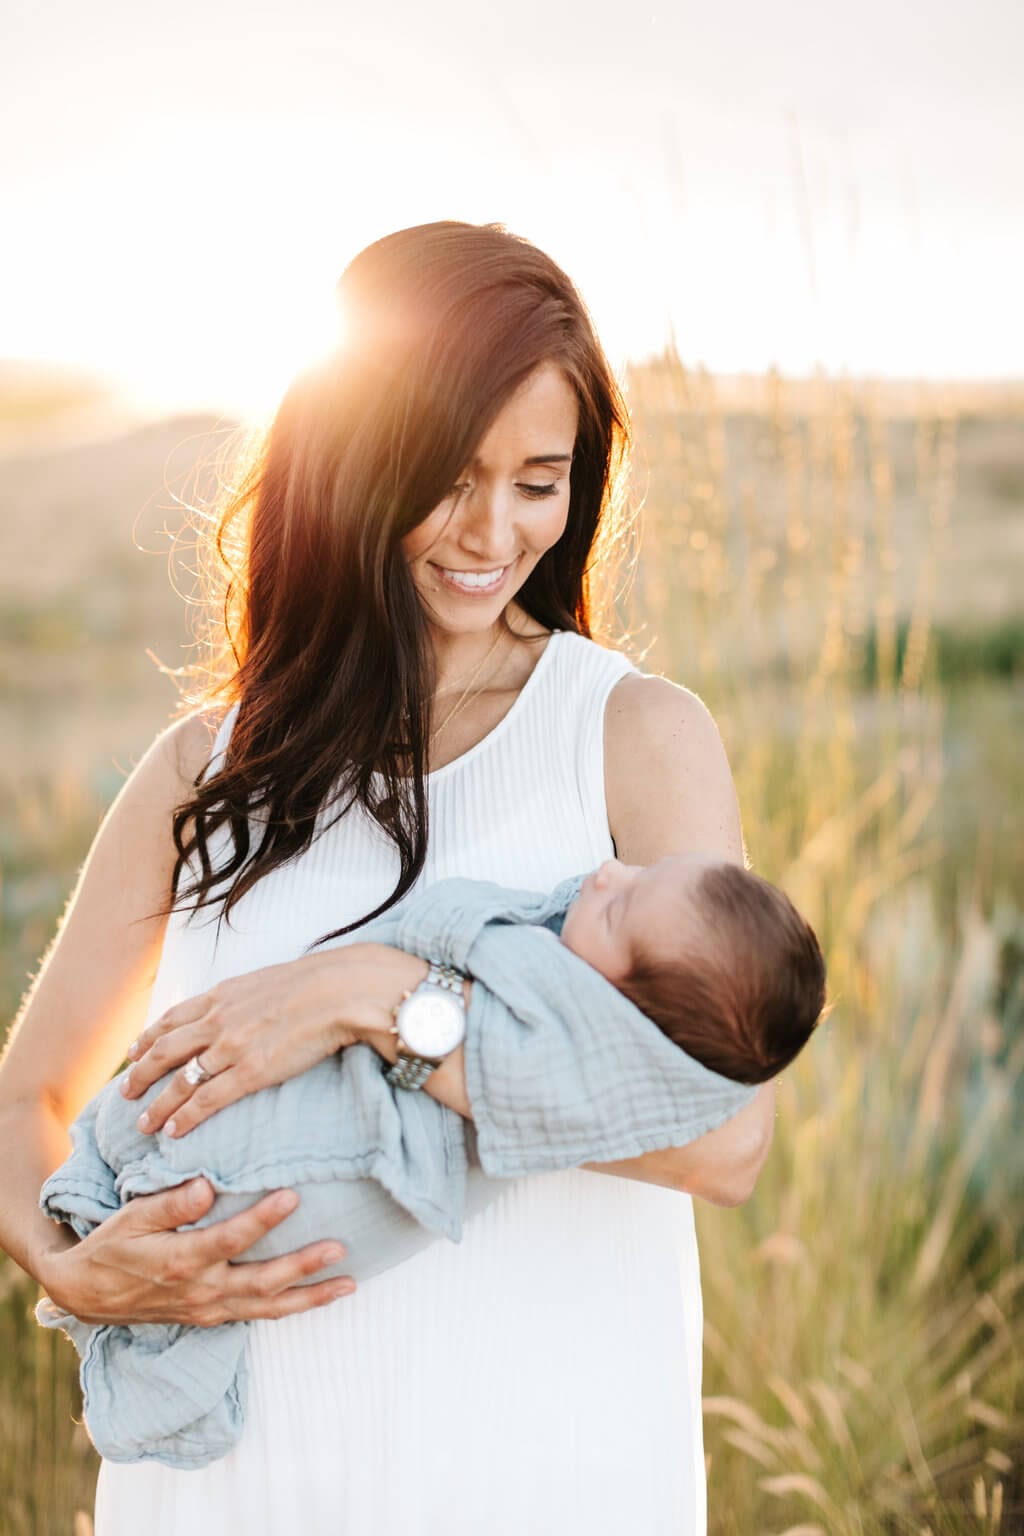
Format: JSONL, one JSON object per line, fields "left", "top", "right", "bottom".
{"left": 617, "top": 863, "right": 827, "bottom": 1084}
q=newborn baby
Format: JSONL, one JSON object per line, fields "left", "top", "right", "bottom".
{"left": 563, "top": 851, "right": 826, "bottom": 1084}
{"left": 37, "top": 857, "right": 824, "bottom": 1468}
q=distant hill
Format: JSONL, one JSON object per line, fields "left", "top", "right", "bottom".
{"left": 0, "top": 358, "right": 181, "bottom": 458}
{"left": 0, "top": 357, "right": 117, "bottom": 419}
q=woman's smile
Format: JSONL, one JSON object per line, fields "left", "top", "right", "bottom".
{"left": 429, "top": 559, "right": 518, "bottom": 597}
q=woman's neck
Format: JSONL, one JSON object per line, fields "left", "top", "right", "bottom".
{"left": 427, "top": 604, "right": 544, "bottom": 696}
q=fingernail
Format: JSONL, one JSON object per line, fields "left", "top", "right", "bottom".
{"left": 331, "top": 1281, "right": 355, "bottom": 1298}
{"left": 121, "top": 1069, "right": 133, "bottom": 1095}
{"left": 137, "top": 1111, "right": 150, "bottom": 1131}
{"left": 165, "top": 1119, "right": 177, "bottom": 1136}
{"left": 323, "top": 1245, "right": 345, "bottom": 1263}
{"left": 190, "top": 1179, "right": 207, "bottom": 1203}
{"left": 126, "top": 1039, "right": 139, "bottom": 1059}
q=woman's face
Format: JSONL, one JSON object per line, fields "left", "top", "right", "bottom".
{"left": 400, "top": 360, "right": 579, "bottom": 637}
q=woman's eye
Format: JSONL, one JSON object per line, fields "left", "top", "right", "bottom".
{"left": 447, "top": 482, "right": 559, "bottom": 500}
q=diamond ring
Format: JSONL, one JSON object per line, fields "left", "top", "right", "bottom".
{"left": 183, "top": 1054, "right": 214, "bottom": 1087}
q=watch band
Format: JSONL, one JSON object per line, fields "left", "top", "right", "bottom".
{"left": 386, "top": 1052, "right": 440, "bottom": 1091}
{"left": 424, "top": 962, "right": 464, "bottom": 996}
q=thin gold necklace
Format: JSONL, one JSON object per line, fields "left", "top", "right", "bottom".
{"left": 430, "top": 628, "right": 510, "bottom": 743}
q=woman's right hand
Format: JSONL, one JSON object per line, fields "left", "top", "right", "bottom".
{"left": 40, "top": 1177, "right": 355, "bottom": 1326}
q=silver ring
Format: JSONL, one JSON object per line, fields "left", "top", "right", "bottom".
{"left": 183, "top": 1054, "right": 214, "bottom": 1087}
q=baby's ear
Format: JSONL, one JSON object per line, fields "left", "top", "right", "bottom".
{"left": 814, "top": 997, "right": 837, "bottom": 1029}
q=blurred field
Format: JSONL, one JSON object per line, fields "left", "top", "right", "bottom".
{"left": 1, "top": 356, "right": 1022, "bottom": 1534}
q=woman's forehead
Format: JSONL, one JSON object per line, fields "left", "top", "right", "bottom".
{"left": 470, "top": 365, "right": 578, "bottom": 454}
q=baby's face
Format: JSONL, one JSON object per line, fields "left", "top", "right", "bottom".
{"left": 560, "top": 852, "right": 722, "bottom": 980}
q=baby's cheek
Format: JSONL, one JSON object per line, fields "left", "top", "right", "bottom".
{"left": 559, "top": 913, "right": 595, "bottom": 966}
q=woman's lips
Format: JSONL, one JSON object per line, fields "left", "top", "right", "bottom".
{"left": 431, "top": 560, "right": 516, "bottom": 597}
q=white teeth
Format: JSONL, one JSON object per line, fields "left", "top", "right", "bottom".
{"left": 440, "top": 565, "right": 507, "bottom": 589}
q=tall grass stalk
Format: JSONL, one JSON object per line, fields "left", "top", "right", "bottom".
{"left": 620, "top": 350, "right": 1023, "bottom": 1533}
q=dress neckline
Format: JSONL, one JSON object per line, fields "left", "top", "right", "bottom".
{"left": 424, "top": 627, "right": 563, "bottom": 784}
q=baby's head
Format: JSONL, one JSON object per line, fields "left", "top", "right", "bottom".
{"left": 560, "top": 853, "right": 827, "bottom": 1084}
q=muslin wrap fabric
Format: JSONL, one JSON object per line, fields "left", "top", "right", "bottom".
{"left": 37, "top": 870, "right": 754, "bottom": 1469}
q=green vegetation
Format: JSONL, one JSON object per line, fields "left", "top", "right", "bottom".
{"left": 1, "top": 356, "right": 1021, "bottom": 1533}
{"left": 861, "top": 617, "right": 1024, "bottom": 688}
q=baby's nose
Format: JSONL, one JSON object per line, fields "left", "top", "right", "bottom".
{"left": 593, "top": 858, "right": 620, "bottom": 887}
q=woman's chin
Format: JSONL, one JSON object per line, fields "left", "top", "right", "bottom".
{"left": 421, "top": 581, "right": 530, "bottom": 635}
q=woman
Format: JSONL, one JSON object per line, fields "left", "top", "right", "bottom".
{"left": 0, "top": 220, "right": 774, "bottom": 1533}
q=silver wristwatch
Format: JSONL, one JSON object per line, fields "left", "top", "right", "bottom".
{"left": 386, "top": 961, "right": 467, "bottom": 1091}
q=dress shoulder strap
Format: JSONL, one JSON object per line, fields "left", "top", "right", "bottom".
{"left": 540, "top": 631, "right": 640, "bottom": 866}
{"left": 199, "top": 701, "right": 241, "bottom": 785}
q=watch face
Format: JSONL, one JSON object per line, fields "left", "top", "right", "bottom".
{"left": 397, "top": 988, "right": 466, "bottom": 1059}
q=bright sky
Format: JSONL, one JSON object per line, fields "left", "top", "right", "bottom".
{"left": 3, "top": 0, "right": 1021, "bottom": 417}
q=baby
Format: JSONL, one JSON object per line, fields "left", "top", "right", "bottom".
{"left": 560, "top": 851, "right": 827, "bottom": 1084}
{"left": 36, "top": 854, "right": 825, "bottom": 1468}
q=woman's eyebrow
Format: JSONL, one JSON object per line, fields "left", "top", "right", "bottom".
{"left": 466, "top": 453, "right": 573, "bottom": 469}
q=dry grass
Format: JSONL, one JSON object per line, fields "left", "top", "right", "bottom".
{"left": 616, "top": 355, "right": 1024, "bottom": 1534}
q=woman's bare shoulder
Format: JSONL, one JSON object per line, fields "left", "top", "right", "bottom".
{"left": 603, "top": 664, "right": 714, "bottom": 738}
{"left": 120, "top": 703, "right": 233, "bottom": 799}
{"left": 603, "top": 671, "right": 745, "bottom": 865}
{"left": 159, "top": 706, "right": 229, "bottom": 787}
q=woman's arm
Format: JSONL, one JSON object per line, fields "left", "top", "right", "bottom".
{"left": 350, "top": 943, "right": 771, "bottom": 1206}
{"left": 0, "top": 715, "right": 354, "bottom": 1321}
{"left": 596, "top": 673, "right": 775, "bottom": 1201}
{"left": 0, "top": 716, "right": 207, "bottom": 1286}
{"left": 577, "top": 1088, "right": 773, "bottom": 1205}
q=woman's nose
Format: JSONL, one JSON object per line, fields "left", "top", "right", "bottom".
{"left": 454, "top": 486, "right": 518, "bottom": 562}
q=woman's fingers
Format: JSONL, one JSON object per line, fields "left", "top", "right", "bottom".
{"left": 170, "top": 1186, "right": 357, "bottom": 1321}
{"left": 217, "top": 1238, "right": 352, "bottom": 1304}
{"left": 135, "top": 1063, "right": 248, "bottom": 1138}
{"left": 122, "top": 1018, "right": 211, "bottom": 1100}
{"left": 185, "top": 1188, "right": 304, "bottom": 1265}
{"left": 227, "top": 1275, "right": 357, "bottom": 1323}
{"left": 176, "top": 1188, "right": 349, "bottom": 1284}
{"left": 124, "top": 1181, "right": 299, "bottom": 1253}
{"left": 56, "top": 1183, "right": 356, "bottom": 1327}
{"left": 124, "top": 1176, "right": 218, "bottom": 1233}
{"left": 127, "top": 993, "right": 216, "bottom": 1059}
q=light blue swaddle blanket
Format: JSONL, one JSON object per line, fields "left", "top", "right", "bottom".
{"left": 36, "top": 871, "right": 756, "bottom": 1469}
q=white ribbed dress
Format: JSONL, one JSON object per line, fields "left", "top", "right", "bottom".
{"left": 93, "top": 629, "right": 707, "bottom": 1535}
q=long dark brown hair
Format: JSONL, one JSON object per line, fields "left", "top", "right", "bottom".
{"left": 169, "top": 220, "right": 635, "bottom": 941}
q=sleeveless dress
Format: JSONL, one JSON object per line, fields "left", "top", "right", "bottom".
{"left": 93, "top": 629, "right": 708, "bottom": 1535}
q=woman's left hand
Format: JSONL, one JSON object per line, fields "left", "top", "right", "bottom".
{"left": 120, "top": 945, "right": 383, "bottom": 1140}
